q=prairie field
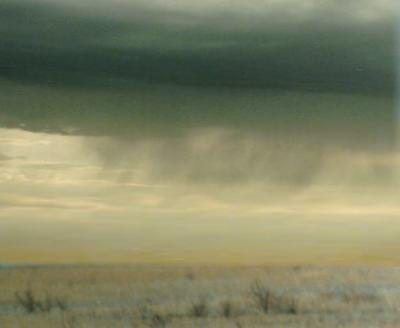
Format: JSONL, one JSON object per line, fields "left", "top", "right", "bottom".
{"left": 0, "top": 265, "right": 399, "bottom": 328}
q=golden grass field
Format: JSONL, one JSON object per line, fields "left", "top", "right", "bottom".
{"left": 0, "top": 264, "right": 399, "bottom": 327}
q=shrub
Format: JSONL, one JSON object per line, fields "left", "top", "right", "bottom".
{"left": 190, "top": 300, "right": 208, "bottom": 317}
{"left": 185, "top": 271, "right": 196, "bottom": 281}
{"left": 249, "top": 280, "right": 274, "bottom": 313}
{"left": 221, "top": 300, "right": 234, "bottom": 318}
{"left": 15, "top": 288, "right": 67, "bottom": 313}
{"left": 249, "top": 280, "right": 298, "bottom": 315}
{"left": 15, "top": 289, "right": 37, "bottom": 313}
{"left": 149, "top": 313, "right": 169, "bottom": 328}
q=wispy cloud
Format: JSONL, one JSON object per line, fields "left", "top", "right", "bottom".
{"left": 0, "top": 152, "right": 11, "bottom": 161}
{"left": 0, "top": 193, "right": 108, "bottom": 210}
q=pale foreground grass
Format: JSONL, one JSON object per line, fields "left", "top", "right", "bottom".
{"left": 0, "top": 265, "right": 399, "bottom": 327}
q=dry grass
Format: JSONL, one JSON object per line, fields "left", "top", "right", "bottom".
{"left": 0, "top": 265, "right": 399, "bottom": 327}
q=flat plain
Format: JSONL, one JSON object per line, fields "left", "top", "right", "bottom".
{"left": 0, "top": 265, "right": 399, "bottom": 327}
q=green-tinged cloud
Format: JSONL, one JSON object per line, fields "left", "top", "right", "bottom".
{"left": 0, "top": 0, "right": 394, "bottom": 93}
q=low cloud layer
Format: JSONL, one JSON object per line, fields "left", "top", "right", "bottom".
{"left": 0, "top": 127, "right": 399, "bottom": 264}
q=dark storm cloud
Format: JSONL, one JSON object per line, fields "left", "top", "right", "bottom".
{"left": 0, "top": 0, "right": 395, "bottom": 155}
{"left": 0, "top": 0, "right": 395, "bottom": 93}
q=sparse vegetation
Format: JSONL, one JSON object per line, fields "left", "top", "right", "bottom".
{"left": 1, "top": 265, "right": 399, "bottom": 327}
{"left": 341, "top": 290, "right": 380, "bottom": 304}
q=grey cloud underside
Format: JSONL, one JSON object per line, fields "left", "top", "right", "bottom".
{"left": 0, "top": 0, "right": 395, "bottom": 93}
{"left": 0, "top": 80, "right": 395, "bottom": 151}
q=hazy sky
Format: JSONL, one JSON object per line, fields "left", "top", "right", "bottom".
{"left": 0, "top": 0, "right": 398, "bottom": 265}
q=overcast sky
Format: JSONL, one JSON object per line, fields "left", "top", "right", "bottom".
{"left": 0, "top": 0, "right": 398, "bottom": 265}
